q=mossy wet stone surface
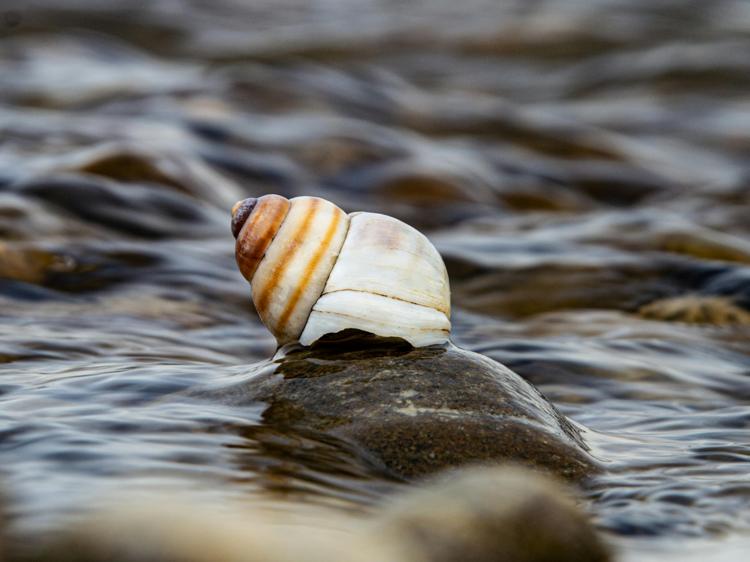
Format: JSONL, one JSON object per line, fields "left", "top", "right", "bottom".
{"left": 214, "top": 333, "right": 600, "bottom": 482}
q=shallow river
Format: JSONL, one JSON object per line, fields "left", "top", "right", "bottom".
{"left": 1, "top": 1, "right": 750, "bottom": 560}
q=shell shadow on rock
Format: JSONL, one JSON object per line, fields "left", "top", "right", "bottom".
{"left": 208, "top": 331, "right": 600, "bottom": 482}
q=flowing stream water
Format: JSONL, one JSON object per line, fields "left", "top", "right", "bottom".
{"left": 1, "top": 1, "right": 750, "bottom": 560}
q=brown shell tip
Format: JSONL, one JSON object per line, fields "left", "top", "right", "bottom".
{"left": 231, "top": 198, "right": 258, "bottom": 239}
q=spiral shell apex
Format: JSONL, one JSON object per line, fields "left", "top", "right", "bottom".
{"left": 231, "top": 195, "right": 451, "bottom": 347}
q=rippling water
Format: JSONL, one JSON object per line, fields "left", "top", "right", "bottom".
{"left": 1, "top": 1, "right": 750, "bottom": 560}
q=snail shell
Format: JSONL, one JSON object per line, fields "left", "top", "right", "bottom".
{"left": 232, "top": 195, "right": 451, "bottom": 347}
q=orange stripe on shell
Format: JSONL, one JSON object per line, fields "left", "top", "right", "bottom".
{"left": 252, "top": 198, "right": 320, "bottom": 322}
{"left": 276, "top": 208, "right": 343, "bottom": 330}
{"left": 250, "top": 197, "right": 350, "bottom": 344}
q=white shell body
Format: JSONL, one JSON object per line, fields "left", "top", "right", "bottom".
{"left": 234, "top": 196, "right": 451, "bottom": 347}
{"left": 300, "top": 212, "right": 450, "bottom": 347}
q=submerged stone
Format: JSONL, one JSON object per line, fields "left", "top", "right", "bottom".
{"left": 638, "top": 295, "right": 750, "bottom": 325}
{"left": 0, "top": 243, "right": 68, "bottom": 284}
{"left": 214, "top": 333, "right": 600, "bottom": 482}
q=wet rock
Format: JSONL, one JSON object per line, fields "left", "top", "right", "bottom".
{"left": 657, "top": 229, "right": 750, "bottom": 265}
{"left": 212, "top": 333, "right": 599, "bottom": 482}
{"left": 0, "top": 243, "right": 74, "bottom": 284}
{"left": 367, "top": 465, "right": 611, "bottom": 562}
{"left": 638, "top": 296, "right": 750, "bottom": 325}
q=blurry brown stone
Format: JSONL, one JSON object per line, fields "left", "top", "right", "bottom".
{"left": 658, "top": 231, "right": 750, "bottom": 265}
{"left": 368, "top": 465, "right": 611, "bottom": 562}
{"left": 0, "top": 243, "right": 74, "bottom": 284}
{"left": 638, "top": 296, "right": 750, "bottom": 326}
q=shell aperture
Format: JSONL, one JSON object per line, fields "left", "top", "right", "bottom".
{"left": 231, "top": 195, "right": 451, "bottom": 347}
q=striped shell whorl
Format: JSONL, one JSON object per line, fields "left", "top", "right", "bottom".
{"left": 231, "top": 195, "right": 451, "bottom": 347}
